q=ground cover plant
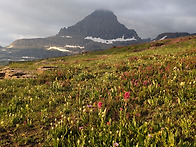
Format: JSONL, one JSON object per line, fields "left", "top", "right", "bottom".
{"left": 0, "top": 36, "right": 196, "bottom": 146}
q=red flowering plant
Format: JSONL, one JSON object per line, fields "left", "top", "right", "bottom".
{"left": 98, "top": 102, "right": 103, "bottom": 109}
{"left": 124, "top": 92, "right": 130, "bottom": 102}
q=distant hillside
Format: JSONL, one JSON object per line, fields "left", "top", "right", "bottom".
{"left": 155, "top": 32, "right": 191, "bottom": 40}
{"left": 191, "top": 33, "right": 196, "bottom": 36}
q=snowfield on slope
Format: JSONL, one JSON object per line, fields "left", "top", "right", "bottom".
{"left": 85, "top": 35, "right": 137, "bottom": 44}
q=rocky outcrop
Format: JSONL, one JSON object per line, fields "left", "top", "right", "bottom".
{"left": 0, "top": 66, "right": 61, "bottom": 79}
{"left": 0, "top": 68, "right": 36, "bottom": 79}
{"left": 36, "top": 66, "right": 59, "bottom": 74}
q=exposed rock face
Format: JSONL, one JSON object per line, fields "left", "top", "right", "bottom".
{"left": 0, "top": 68, "right": 36, "bottom": 79}
{"left": 0, "top": 66, "right": 61, "bottom": 79}
{"left": 58, "top": 10, "right": 141, "bottom": 40}
{"left": 155, "top": 32, "right": 190, "bottom": 40}
{"left": 7, "top": 10, "right": 145, "bottom": 60}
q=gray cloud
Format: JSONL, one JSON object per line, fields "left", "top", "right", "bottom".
{"left": 0, "top": 0, "right": 196, "bottom": 46}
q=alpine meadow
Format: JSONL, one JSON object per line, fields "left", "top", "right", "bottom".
{"left": 0, "top": 36, "right": 195, "bottom": 146}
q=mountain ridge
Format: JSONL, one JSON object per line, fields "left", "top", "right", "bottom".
{"left": 7, "top": 10, "right": 144, "bottom": 56}
{"left": 4, "top": 10, "right": 196, "bottom": 61}
{"left": 155, "top": 32, "right": 196, "bottom": 40}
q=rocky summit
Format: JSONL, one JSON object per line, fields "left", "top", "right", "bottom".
{"left": 58, "top": 10, "right": 141, "bottom": 40}
{"left": 5, "top": 10, "right": 147, "bottom": 61}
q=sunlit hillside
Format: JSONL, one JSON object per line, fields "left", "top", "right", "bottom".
{"left": 0, "top": 36, "right": 195, "bottom": 146}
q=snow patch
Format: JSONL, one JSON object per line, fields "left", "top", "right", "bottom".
{"left": 7, "top": 45, "right": 13, "bottom": 48}
{"left": 85, "top": 35, "right": 137, "bottom": 44}
{"left": 22, "top": 56, "right": 35, "bottom": 59}
{"left": 47, "top": 46, "right": 71, "bottom": 52}
{"left": 61, "top": 36, "right": 72, "bottom": 38}
{"left": 159, "top": 36, "right": 167, "bottom": 40}
{"left": 65, "top": 45, "right": 84, "bottom": 49}
{"left": 47, "top": 45, "right": 84, "bottom": 52}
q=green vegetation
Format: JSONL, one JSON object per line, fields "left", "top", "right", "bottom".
{"left": 0, "top": 36, "right": 196, "bottom": 146}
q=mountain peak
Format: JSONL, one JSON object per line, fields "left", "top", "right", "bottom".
{"left": 94, "top": 9, "right": 114, "bottom": 13}
{"left": 58, "top": 10, "right": 140, "bottom": 40}
{"left": 90, "top": 9, "right": 116, "bottom": 19}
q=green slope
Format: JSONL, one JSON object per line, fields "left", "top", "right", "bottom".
{"left": 0, "top": 36, "right": 196, "bottom": 146}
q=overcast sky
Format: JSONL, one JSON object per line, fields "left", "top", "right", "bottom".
{"left": 0, "top": 0, "right": 196, "bottom": 46}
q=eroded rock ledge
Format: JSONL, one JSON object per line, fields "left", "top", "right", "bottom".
{"left": 0, "top": 68, "right": 36, "bottom": 79}
{"left": 0, "top": 66, "right": 59, "bottom": 80}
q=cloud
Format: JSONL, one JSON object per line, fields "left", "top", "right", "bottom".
{"left": 0, "top": 0, "right": 196, "bottom": 46}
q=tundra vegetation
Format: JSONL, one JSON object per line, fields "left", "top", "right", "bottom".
{"left": 0, "top": 36, "right": 195, "bottom": 146}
